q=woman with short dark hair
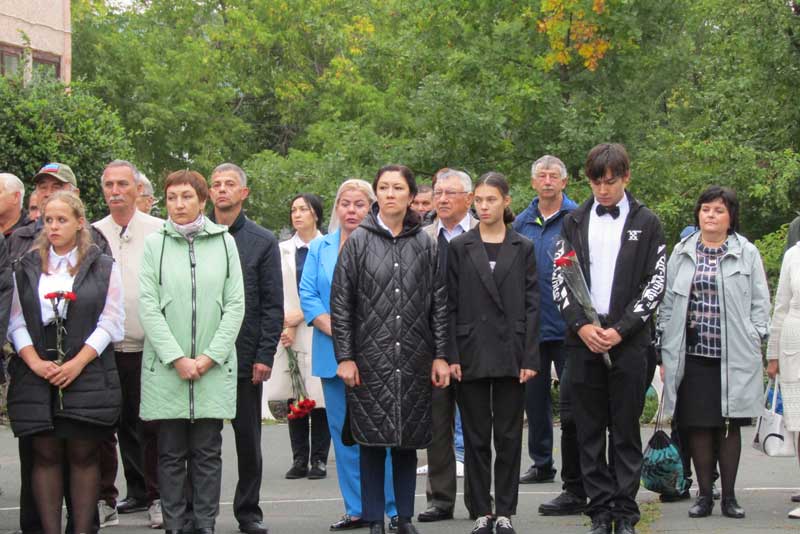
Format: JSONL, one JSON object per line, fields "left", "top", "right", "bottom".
{"left": 138, "top": 170, "right": 245, "bottom": 533}
{"left": 331, "top": 165, "right": 450, "bottom": 534}
{"left": 658, "top": 185, "right": 770, "bottom": 520}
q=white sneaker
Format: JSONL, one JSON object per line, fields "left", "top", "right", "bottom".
{"left": 789, "top": 506, "right": 800, "bottom": 519}
{"left": 148, "top": 499, "right": 163, "bottom": 528}
{"left": 416, "top": 464, "right": 429, "bottom": 475}
{"left": 456, "top": 461, "right": 465, "bottom": 478}
{"left": 98, "top": 500, "right": 119, "bottom": 528}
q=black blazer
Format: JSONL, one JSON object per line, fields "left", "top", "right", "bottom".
{"left": 446, "top": 226, "right": 540, "bottom": 380}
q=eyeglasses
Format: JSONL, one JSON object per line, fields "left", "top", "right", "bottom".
{"left": 140, "top": 194, "right": 160, "bottom": 206}
{"left": 433, "top": 189, "right": 468, "bottom": 198}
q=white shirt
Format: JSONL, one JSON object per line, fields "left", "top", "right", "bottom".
{"left": 376, "top": 213, "right": 398, "bottom": 236}
{"left": 436, "top": 212, "right": 472, "bottom": 243}
{"left": 588, "top": 194, "right": 630, "bottom": 315}
{"left": 292, "top": 231, "right": 312, "bottom": 251}
{"left": 8, "top": 247, "right": 126, "bottom": 355}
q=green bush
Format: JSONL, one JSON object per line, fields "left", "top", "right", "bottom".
{"left": 0, "top": 77, "right": 133, "bottom": 221}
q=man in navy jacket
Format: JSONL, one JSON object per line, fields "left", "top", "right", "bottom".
{"left": 513, "top": 156, "right": 586, "bottom": 515}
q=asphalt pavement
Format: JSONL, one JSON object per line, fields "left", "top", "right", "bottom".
{"left": 0, "top": 423, "right": 798, "bottom": 534}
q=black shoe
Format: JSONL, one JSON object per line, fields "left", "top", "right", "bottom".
{"left": 388, "top": 516, "right": 398, "bottom": 533}
{"left": 285, "top": 460, "right": 309, "bottom": 479}
{"left": 416, "top": 506, "right": 453, "bottom": 522}
{"left": 470, "top": 516, "right": 493, "bottom": 534}
{"left": 519, "top": 464, "right": 556, "bottom": 484}
{"left": 613, "top": 519, "right": 636, "bottom": 534}
{"left": 793, "top": 492, "right": 800, "bottom": 503}
{"left": 586, "top": 518, "right": 611, "bottom": 534}
{"left": 720, "top": 497, "right": 745, "bottom": 519}
{"left": 369, "top": 522, "right": 385, "bottom": 534}
{"left": 195, "top": 529, "right": 214, "bottom": 534}
{"left": 659, "top": 488, "right": 691, "bottom": 503}
{"left": 494, "top": 516, "right": 515, "bottom": 534}
{"left": 117, "top": 496, "right": 149, "bottom": 514}
{"left": 396, "top": 518, "right": 419, "bottom": 534}
{"left": 240, "top": 521, "right": 269, "bottom": 534}
{"left": 308, "top": 460, "right": 327, "bottom": 479}
{"left": 538, "top": 491, "right": 587, "bottom": 516}
{"left": 330, "top": 515, "right": 368, "bottom": 531}
{"left": 688, "top": 496, "right": 714, "bottom": 518}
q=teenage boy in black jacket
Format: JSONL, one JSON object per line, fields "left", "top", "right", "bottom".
{"left": 553, "top": 144, "right": 666, "bottom": 534}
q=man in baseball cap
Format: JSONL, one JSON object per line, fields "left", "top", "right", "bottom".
{"left": 33, "top": 162, "right": 78, "bottom": 188}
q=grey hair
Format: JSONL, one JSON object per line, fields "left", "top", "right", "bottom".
{"left": 139, "top": 174, "right": 154, "bottom": 196}
{"left": 328, "top": 178, "right": 376, "bottom": 233}
{"left": 436, "top": 169, "right": 473, "bottom": 192}
{"left": 0, "top": 173, "right": 24, "bottom": 209}
{"left": 103, "top": 160, "right": 142, "bottom": 183}
{"left": 212, "top": 163, "right": 247, "bottom": 187}
{"left": 531, "top": 155, "right": 567, "bottom": 179}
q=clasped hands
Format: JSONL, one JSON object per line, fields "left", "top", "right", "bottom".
{"left": 578, "top": 324, "right": 622, "bottom": 354}
{"left": 336, "top": 359, "right": 452, "bottom": 389}
{"left": 32, "top": 358, "right": 85, "bottom": 390}
{"left": 174, "top": 355, "right": 214, "bottom": 380}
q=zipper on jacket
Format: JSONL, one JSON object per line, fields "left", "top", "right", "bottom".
{"left": 718, "top": 256, "right": 730, "bottom": 433}
{"left": 189, "top": 241, "right": 197, "bottom": 422}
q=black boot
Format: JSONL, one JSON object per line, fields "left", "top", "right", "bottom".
{"left": 397, "top": 517, "right": 419, "bottom": 534}
{"left": 688, "top": 496, "right": 714, "bottom": 518}
{"left": 720, "top": 497, "right": 745, "bottom": 519}
{"left": 369, "top": 521, "right": 385, "bottom": 534}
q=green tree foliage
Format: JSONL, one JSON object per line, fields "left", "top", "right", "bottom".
{"left": 72, "top": 0, "right": 800, "bottom": 253}
{"left": 0, "top": 77, "right": 132, "bottom": 220}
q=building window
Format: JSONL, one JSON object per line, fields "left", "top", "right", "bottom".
{"left": 1, "top": 49, "right": 20, "bottom": 77}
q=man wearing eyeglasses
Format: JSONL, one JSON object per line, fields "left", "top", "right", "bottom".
{"left": 418, "top": 169, "right": 476, "bottom": 522}
{"left": 136, "top": 174, "right": 159, "bottom": 215}
{"left": 552, "top": 144, "right": 666, "bottom": 534}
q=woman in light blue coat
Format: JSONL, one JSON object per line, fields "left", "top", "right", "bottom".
{"left": 299, "top": 179, "right": 398, "bottom": 530}
{"left": 658, "top": 186, "right": 770, "bottom": 520}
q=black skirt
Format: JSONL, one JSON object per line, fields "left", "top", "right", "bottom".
{"left": 675, "top": 355, "right": 750, "bottom": 428}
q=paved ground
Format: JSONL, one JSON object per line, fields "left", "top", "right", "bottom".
{"left": 0, "top": 422, "right": 798, "bottom": 534}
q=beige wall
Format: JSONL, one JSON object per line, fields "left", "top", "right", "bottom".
{"left": 0, "top": 0, "right": 71, "bottom": 83}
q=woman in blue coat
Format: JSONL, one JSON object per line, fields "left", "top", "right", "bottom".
{"left": 299, "top": 179, "right": 398, "bottom": 530}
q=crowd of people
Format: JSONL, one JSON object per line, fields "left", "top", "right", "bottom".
{"left": 0, "top": 141, "right": 798, "bottom": 534}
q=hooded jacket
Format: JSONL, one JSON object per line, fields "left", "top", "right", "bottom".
{"left": 553, "top": 191, "right": 666, "bottom": 348}
{"left": 330, "top": 206, "right": 448, "bottom": 448}
{"left": 657, "top": 231, "right": 770, "bottom": 418}
{"left": 138, "top": 218, "right": 245, "bottom": 421}
{"left": 513, "top": 194, "right": 578, "bottom": 341}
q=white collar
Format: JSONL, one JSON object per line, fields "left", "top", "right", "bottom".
{"left": 591, "top": 192, "right": 630, "bottom": 216}
{"left": 48, "top": 246, "right": 78, "bottom": 269}
{"left": 292, "top": 231, "right": 314, "bottom": 250}
{"left": 436, "top": 212, "right": 472, "bottom": 237}
{"left": 376, "top": 213, "right": 395, "bottom": 236}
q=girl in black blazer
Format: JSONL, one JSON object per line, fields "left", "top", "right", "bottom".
{"left": 446, "top": 172, "right": 540, "bottom": 534}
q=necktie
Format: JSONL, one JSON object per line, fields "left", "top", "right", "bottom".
{"left": 296, "top": 247, "right": 309, "bottom": 287}
{"left": 596, "top": 204, "right": 620, "bottom": 219}
{"left": 437, "top": 230, "right": 449, "bottom": 274}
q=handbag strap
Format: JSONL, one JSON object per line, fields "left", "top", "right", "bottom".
{"left": 653, "top": 387, "right": 666, "bottom": 432}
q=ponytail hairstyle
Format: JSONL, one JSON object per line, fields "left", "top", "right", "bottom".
{"left": 475, "top": 171, "right": 514, "bottom": 224}
{"left": 36, "top": 190, "right": 94, "bottom": 276}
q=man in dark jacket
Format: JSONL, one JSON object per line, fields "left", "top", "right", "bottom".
{"left": 553, "top": 144, "right": 666, "bottom": 534}
{"left": 11, "top": 162, "right": 107, "bottom": 534}
{"left": 513, "top": 156, "right": 586, "bottom": 515}
{"left": 209, "top": 163, "right": 283, "bottom": 534}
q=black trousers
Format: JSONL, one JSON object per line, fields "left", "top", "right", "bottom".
{"left": 19, "top": 438, "right": 100, "bottom": 534}
{"left": 570, "top": 343, "right": 647, "bottom": 524}
{"left": 458, "top": 377, "right": 525, "bottom": 518}
{"left": 158, "top": 419, "right": 223, "bottom": 530}
{"left": 287, "top": 406, "right": 330, "bottom": 465}
{"left": 360, "top": 446, "right": 417, "bottom": 522}
{"left": 231, "top": 379, "right": 264, "bottom": 524}
{"left": 558, "top": 357, "right": 586, "bottom": 498}
{"left": 98, "top": 352, "right": 160, "bottom": 505}
{"left": 524, "top": 340, "right": 566, "bottom": 468}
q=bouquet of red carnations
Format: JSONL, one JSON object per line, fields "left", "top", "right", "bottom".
{"left": 285, "top": 347, "right": 316, "bottom": 419}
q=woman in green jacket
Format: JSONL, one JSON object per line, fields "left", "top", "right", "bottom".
{"left": 139, "top": 170, "right": 245, "bottom": 534}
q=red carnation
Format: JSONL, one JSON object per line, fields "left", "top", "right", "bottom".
{"left": 64, "top": 291, "right": 77, "bottom": 301}
{"left": 44, "top": 292, "right": 59, "bottom": 300}
{"left": 554, "top": 250, "right": 577, "bottom": 268}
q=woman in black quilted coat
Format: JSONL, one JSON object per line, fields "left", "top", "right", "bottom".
{"left": 331, "top": 164, "right": 451, "bottom": 534}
